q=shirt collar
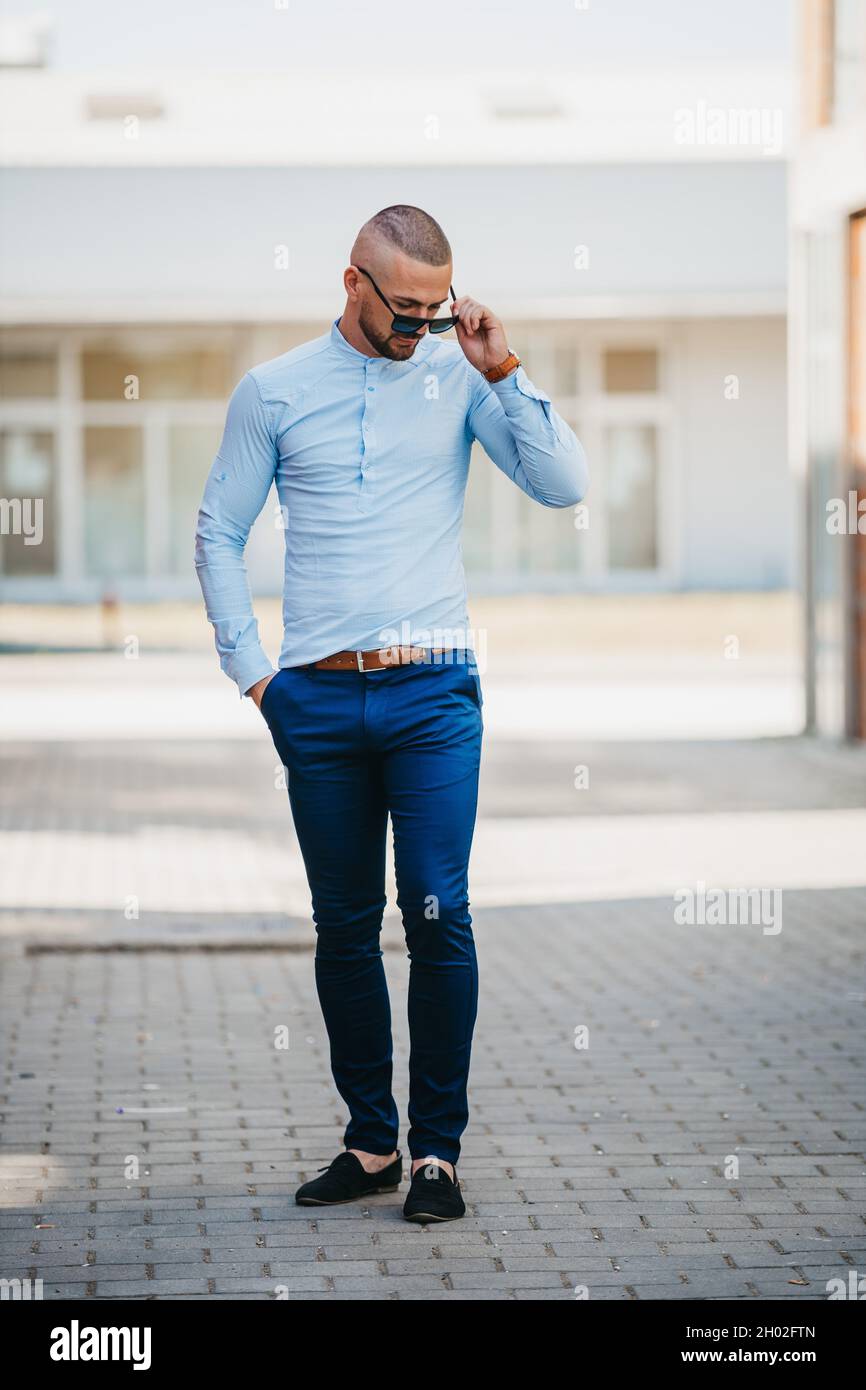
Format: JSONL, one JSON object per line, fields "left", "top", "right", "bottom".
{"left": 330, "top": 316, "right": 429, "bottom": 370}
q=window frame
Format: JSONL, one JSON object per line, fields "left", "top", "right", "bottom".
{"left": 465, "top": 319, "right": 678, "bottom": 590}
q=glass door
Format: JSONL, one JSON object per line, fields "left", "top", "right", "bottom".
{"left": 0, "top": 428, "right": 57, "bottom": 577}
{"left": 83, "top": 426, "right": 146, "bottom": 579}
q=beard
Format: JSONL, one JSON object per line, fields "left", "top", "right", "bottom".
{"left": 358, "top": 303, "right": 421, "bottom": 361}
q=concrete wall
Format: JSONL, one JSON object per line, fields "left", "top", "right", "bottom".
{"left": 0, "top": 163, "right": 786, "bottom": 312}
{"left": 676, "top": 316, "right": 791, "bottom": 588}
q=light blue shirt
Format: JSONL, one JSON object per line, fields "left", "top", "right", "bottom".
{"left": 195, "top": 318, "right": 588, "bottom": 695}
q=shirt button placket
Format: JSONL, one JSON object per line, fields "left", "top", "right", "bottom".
{"left": 359, "top": 359, "right": 376, "bottom": 513}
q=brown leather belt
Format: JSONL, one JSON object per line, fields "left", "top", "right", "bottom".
{"left": 313, "top": 645, "right": 448, "bottom": 672}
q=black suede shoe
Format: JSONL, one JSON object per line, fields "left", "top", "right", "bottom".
{"left": 295, "top": 1149, "right": 402, "bottom": 1206}
{"left": 402, "top": 1160, "right": 465, "bottom": 1222}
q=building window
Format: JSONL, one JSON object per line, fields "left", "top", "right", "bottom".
{"left": 461, "top": 325, "right": 666, "bottom": 587}
{"left": 603, "top": 348, "right": 659, "bottom": 393}
{"left": 463, "top": 443, "right": 494, "bottom": 573}
{"left": 168, "top": 423, "right": 223, "bottom": 575}
{"left": 84, "top": 426, "right": 146, "bottom": 577}
{"left": 0, "top": 323, "right": 672, "bottom": 594}
{"left": 82, "top": 346, "right": 233, "bottom": 401}
{"left": 605, "top": 424, "right": 658, "bottom": 570}
{"left": 552, "top": 341, "right": 579, "bottom": 397}
{"left": 0, "top": 350, "right": 58, "bottom": 399}
{"left": 0, "top": 429, "right": 57, "bottom": 575}
{"left": 519, "top": 418, "right": 586, "bottom": 576}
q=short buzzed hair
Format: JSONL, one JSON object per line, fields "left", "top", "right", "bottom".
{"left": 359, "top": 205, "right": 451, "bottom": 267}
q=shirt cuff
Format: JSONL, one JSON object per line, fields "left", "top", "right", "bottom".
{"left": 487, "top": 367, "right": 522, "bottom": 395}
{"left": 487, "top": 364, "right": 551, "bottom": 404}
{"left": 227, "top": 648, "right": 277, "bottom": 700}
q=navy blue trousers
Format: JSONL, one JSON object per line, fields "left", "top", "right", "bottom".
{"left": 260, "top": 654, "right": 483, "bottom": 1165}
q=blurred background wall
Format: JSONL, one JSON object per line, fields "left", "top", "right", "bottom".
{"left": 0, "top": 5, "right": 792, "bottom": 607}
{"left": 0, "top": 0, "right": 863, "bottom": 740}
{"left": 791, "top": 0, "right": 866, "bottom": 738}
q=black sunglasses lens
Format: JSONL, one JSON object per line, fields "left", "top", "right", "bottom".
{"left": 391, "top": 311, "right": 457, "bottom": 336}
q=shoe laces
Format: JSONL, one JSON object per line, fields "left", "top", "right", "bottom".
{"left": 309, "top": 1151, "right": 366, "bottom": 1195}
{"left": 317, "top": 1152, "right": 361, "bottom": 1174}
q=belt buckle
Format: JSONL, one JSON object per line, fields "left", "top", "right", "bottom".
{"left": 356, "top": 650, "right": 366, "bottom": 672}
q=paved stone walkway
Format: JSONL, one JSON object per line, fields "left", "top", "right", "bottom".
{"left": 2, "top": 736, "right": 866, "bottom": 923}
{"left": 2, "top": 718, "right": 865, "bottom": 1299}
{"left": 2, "top": 880, "right": 865, "bottom": 1300}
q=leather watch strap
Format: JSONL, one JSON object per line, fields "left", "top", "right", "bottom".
{"left": 482, "top": 351, "right": 520, "bottom": 383}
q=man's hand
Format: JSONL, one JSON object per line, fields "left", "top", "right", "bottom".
{"left": 247, "top": 672, "right": 277, "bottom": 710}
{"left": 451, "top": 296, "right": 511, "bottom": 375}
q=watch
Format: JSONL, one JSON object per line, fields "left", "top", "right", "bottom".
{"left": 483, "top": 351, "right": 520, "bottom": 383}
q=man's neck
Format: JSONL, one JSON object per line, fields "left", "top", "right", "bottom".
{"left": 336, "top": 311, "right": 380, "bottom": 358}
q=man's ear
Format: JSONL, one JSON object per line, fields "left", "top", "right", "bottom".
{"left": 343, "top": 265, "right": 362, "bottom": 300}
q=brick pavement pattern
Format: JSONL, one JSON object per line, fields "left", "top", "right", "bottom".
{"left": 2, "top": 880, "right": 865, "bottom": 1300}
{"left": 2, "top": 731, "right": 866, "bottom": 1299}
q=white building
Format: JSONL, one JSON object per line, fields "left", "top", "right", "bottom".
{"left": 0, "top": 61, "right": 791, "bottom": 600}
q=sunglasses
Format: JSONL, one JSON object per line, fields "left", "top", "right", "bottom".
{"left": 355, "top": 265, "right": 457, "bottom": 336}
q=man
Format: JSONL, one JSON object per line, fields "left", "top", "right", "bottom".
{"left": 195, "top": 205, "right": 588, "bottom": 1223}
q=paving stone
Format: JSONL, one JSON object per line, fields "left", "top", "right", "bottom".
{"left": 2, "top": 735, "right": 864, "bottom": 1300}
